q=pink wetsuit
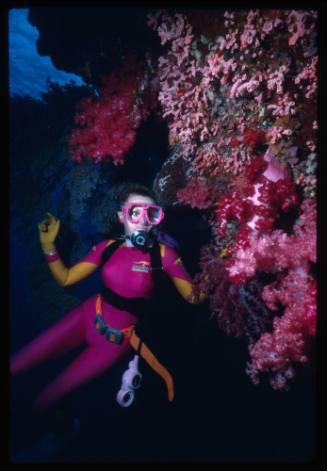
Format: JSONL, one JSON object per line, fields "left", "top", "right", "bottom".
{"left": 11, "top": 241, "right": 192, "bottom": 410}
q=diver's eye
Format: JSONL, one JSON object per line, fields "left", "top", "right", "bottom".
{"left": 129, "top": 206, "right": 143, "bottom": 221}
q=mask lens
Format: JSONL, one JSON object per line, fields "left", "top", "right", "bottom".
{"left": 128, "top": 205, "right": 143, "bottom": 223}
{"left": 146, "top": 206, "right": 161, "bottom": 224}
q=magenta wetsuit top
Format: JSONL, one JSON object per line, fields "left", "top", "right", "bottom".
{"left": 80, "top": 240, "right": 192, "bottom": 340}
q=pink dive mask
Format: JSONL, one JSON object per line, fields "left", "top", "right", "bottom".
{"left": 123, "top": 203, "right": 164, "bottom": 225}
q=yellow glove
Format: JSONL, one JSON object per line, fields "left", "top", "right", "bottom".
{"left": 38, "top": 212, "right": 61, "bottom": 251}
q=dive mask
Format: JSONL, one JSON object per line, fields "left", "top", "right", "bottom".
{"left": 123, "top": 203, "right": 164, "bottom": 225}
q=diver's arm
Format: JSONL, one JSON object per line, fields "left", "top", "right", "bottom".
{"left": 38, "top": 213, "right": 108, "bottom": 287}
{"left": 160, "top": 244, "right": 207, "bottom": 304}
{"left": 46, "top": 259, "right": 98, "bottom": 287}
{"left": 169, "top": 277, "right": 207, "bottom": 304}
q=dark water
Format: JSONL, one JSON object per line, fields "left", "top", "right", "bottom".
{"left": 9, "top": 299, "right": 316, "bottom": 462}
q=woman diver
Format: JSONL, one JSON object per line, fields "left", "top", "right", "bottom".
{"left": 11, "top": 182, "right": 206, "bottom": 412}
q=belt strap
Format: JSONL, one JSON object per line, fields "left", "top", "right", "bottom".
{"left": 102, "top": 287, "right": 148, "bottom": 317}
{"left": 95, "top": 295, "right": 133, "bottom": 343}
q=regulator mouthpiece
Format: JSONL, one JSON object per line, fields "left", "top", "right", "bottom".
{"left": 130, "top": 230, "right": 151, "bottom": 249}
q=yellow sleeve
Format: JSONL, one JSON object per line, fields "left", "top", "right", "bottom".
{"left": 47, "top": 259, "right": 98, "bottom": 287}
{"left": 170, "top": 277, "right": 207, "bottom": 304}
{"left": 160, "top": 244, "right": 207, "bottom": 304}
{"left": 47, "top": 240, "right": 115, "bottom": 287}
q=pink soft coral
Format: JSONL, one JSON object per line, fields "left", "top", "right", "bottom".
{"left": 192, "top": 244, "right": 275, "bottom": 342}
{"left": 224, "top": 197, "right": 316, "bottom": 285}
{"left": 247, "top": 269, "right": 316, "bottom": 390}
{"left": 177, "top": 178, "right": 214, "bottom": 209}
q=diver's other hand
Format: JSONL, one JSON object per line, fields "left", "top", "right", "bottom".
{"left": 38, "top": 212, "right": 60, "bottom": 251}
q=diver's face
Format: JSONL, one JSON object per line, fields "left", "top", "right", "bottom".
{"left": 117, "top": 194, "right": 156, "bottom": 237}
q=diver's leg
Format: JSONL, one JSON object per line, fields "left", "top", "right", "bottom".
{"left": 33, "top": 339, "right": 132, "bottom": 411}
{"left": 11, "top": 305, "right": 85, "bottom": 375}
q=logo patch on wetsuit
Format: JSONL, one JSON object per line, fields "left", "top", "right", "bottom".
{"left": 132, "top": 261, "right": 150, "bottom": 273}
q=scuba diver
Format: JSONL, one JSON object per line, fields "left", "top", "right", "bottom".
{"left": 11, "top": 182, "right": 206, "bottom": 412}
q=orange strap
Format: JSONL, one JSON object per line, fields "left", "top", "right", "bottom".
{"left": 130, "top": 330, "right": 174, "bottom": 402}
{"left": 96, "top": 294, "right": 102, "bottom": 315}
{"left": 95, "top": 294, "right": 174, "bottom": 402}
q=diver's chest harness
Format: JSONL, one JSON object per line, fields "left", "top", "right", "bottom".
{"left": 94, "top": 237, "right": 163, "bottom": 343}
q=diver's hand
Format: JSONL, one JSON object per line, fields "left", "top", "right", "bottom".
{"left": 38, "top": 212, "right": 60, "bottom": 251}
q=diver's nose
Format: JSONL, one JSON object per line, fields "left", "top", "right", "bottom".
{"left": 140, "top": 212, "right": 148, "bottom": 225}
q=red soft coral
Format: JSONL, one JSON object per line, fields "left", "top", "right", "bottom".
{"left": 68, "top": 55, "right": 154, "bottom": 165}
{"left": 243, "top": 128, "right": 266, "bottom": 147}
